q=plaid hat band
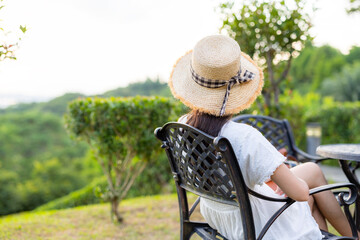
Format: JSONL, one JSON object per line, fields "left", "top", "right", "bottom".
{"left": 190, "top": 64, "right": 255, "bottom": 116}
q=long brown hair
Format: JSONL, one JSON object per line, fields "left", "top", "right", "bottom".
{"left": 186, "top": 110, "right": 232, "bottom": 137}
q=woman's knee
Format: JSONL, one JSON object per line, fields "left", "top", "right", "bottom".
{"left": 304, "top": 162, "right": 322, "bottom": 175}
{"left": 292, "top": 162, "right": 327, "bottom": 188}
{"left": 303, "top": 162, "right": 327, "bottom": 186}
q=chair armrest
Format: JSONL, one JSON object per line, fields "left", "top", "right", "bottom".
{"left": 309, "top": 183, "right": 357, "bottom": 205}
{"left": 293, "top": 145, "right": 330, "bottom": 163}
{"left": 247, "top": 188, "right": 291, "bottom": 203}
{"left": 250, "top": 183, "right": 356, "bottom": 204}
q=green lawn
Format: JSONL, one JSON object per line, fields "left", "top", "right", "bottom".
{"left": 0, "top": 193, "right": 345, "bottom": 239}
{"left": 0, "top": 194, "right": 202, "bottom": 240}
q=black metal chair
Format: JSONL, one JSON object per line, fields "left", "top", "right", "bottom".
{"left": 154, "top": 122, "right": 358, "bottom": 240}
{"left": 232, "top": 114, "right": 326, "bottom": 163}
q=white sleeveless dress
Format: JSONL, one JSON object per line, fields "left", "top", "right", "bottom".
{"left": 180, "top": 118, "right": 323, "bottom": 240}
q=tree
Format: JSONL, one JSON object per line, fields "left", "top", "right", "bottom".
{"left": 65, "top": 96, "right": 179, "bottom": 222}
{"left": 0, "top": 0, "right": 26, "bottom": 61}
{"left": 219, "top": 0, "right": 313, "bottom": 115}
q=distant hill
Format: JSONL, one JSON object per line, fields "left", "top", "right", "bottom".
{"left": 0, "top": 93, "right": 85, "bottom": 116}
{"left": 0, "top": 79, "right": 171, "bottom": 116}
{"left": 101, "top": 78, "right": 171, "bottom": 98}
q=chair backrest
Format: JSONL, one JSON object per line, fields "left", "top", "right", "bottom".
{"left": 232, "top": 114, "right": 298, "bottom": 159}
{"left": 155, "top": 122, "right": 257, "bottom": 239}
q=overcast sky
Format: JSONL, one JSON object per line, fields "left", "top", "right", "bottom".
{"left": 1, "top": 0, "right": 360, "bottom": 106}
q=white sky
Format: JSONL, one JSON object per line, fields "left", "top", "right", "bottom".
{"left": 0, "top": 0, "right": 360, "bottom": 106}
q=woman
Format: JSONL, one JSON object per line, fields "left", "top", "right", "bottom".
{"left": 168, "top": 35, "right": 353, "bottom": 239}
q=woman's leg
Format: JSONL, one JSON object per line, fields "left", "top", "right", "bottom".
{"left": 308, "top": 195, "right": 328, "bottom": 231}
{"left": 290, "top": 162, "right": 353, "bottom": 237}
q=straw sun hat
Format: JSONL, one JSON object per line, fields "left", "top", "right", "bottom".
{"left": 169, "top": 35, "right": 264, "bottom": 116}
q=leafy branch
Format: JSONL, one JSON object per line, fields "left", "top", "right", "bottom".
{"left": 0, "top": 0, "right": 27, "bottom": 61}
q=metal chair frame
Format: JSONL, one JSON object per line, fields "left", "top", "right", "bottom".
{"left": 155, "top": 122, "right": 358, "bottom": 240}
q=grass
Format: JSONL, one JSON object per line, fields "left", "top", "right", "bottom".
{"left": 0, "top": 193, "right": 350, "bottom": 240}
{"left": 0, "top": 194, "right": 203, "bottom": 240}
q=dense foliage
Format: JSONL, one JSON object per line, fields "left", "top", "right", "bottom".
{"left": 64, "top": 96, "right": 181, "bottom": 222}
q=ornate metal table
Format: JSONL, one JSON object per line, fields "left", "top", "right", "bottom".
{"left": 316, "top": 144, "right": 360, "bottom": 229}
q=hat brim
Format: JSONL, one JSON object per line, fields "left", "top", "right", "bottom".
{"left": 169, "top": 50, "right": 264, "bottom": 116}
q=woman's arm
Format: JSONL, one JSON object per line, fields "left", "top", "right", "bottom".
{"left": 271, "top": 164, "right": 309, "bottom": 201}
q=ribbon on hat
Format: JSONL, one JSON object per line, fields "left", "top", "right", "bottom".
{"left": 190, "top": 64, "right": 255, "bottom": 116}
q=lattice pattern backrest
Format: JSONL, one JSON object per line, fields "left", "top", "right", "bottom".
{"left": 166, "top": 125, "right": 236, "bottom": 203}
{"left": 235, "top": 116, "right": 290, "bottom": 151}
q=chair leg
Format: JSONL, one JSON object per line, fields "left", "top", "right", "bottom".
{"left": 181, "top": 221, "right": 194, "bottom": 240}
{"left": 181, "top": 221, "right": 212, "bottom": 240}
